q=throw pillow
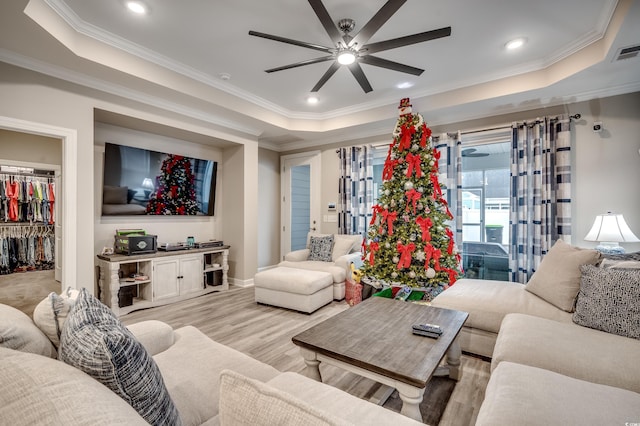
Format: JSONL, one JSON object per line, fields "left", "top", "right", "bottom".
{"left": 308, "top": 235, "right": 334, "bottom": 262}
{"left": 331, "top": 234, "right": 361, "bottom": 262}
{"left": 525, "top": 239, "right": 601, "bottom": 312}
{"left": 219, "top": 369, "right": 351, "bottom": 426}
{"left": 33, "top": 288, "right": 79, "bottom": 349}
{"left": 103, "top": 185, "right": 128, "bottom": 204}
{"left": 573, "top": 265, "right": 640, "bottom": 340}
{"left": 0, "top": 304, "right": 56, "bottom": 358}
{"left": 59, "top": 289, "right": 181, "bottom": 426}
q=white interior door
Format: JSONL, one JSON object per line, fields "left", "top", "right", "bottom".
{"left": 281, "top": 152, "right": 321, "bottom": 259}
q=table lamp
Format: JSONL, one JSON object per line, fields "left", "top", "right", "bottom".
{"left": 584, "top": 212, "right": 639, "bottom": 254}
{"left": 141, "top": 178, "right": 154, "bottom": 198}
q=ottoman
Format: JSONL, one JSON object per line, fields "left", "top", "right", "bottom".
{"left": 254, "top": 267, "right": 334, "bottom": 313}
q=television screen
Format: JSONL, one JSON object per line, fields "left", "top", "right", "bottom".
{"left": 102, "top": 142, "right": 217, "bottom": 216}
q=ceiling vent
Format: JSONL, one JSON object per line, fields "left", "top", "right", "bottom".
{"left": 614, "top": 44, "right": 640, "bottom": 61}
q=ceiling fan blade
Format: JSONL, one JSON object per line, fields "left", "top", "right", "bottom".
{"left": 348, "top": 0, "right": 407, "bottom": 49}
{"left": 308, "top": 0, "right": 344, "bottom": 45}
{"left": 347, "top": 62, "right": 373, "bottom": 93}
{"left": 249, "top": 30, "right": 334, "bottom": 54}
{"left": 265, "top": 56, "right": 335, "bottom": 73}
{"left": 363, "top": 26, "right": 452, "bottom": 54}
{"left": 311, "top": 61, "right": 341, "bottom": 92}
{"left": 360, "top": 55, "right": 423, "bottom": 76}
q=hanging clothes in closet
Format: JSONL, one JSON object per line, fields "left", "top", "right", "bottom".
{"left": 0, "top": 225, "right": 55, "bottom": 274}
{"left": 0, "top": 172, "right": 55, "bottom": 224}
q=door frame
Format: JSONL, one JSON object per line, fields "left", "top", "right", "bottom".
{"left": 280, "top": 151, "right": 321, "bottom": 259}
{"left": 0, "top": 115, "right": 78, "bottom": 290}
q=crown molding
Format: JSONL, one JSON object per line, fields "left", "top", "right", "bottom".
{"left": 0, "top": 48, "right": 262, "bottom": 138}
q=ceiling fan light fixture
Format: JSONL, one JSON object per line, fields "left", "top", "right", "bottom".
{"left": 337, "top": 50, "right": 356, "bottom": 65}
{"left": 306, "top": 94, "right": 320, "bottom": 104}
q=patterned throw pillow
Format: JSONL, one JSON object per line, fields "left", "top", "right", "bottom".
{"left": 59, "top": 289, "right": 181, "bottom": 425}
{"left": 573, "top": 265, "right": 640, "bottom": 340}
{"left": 308, "top": 235, "right": 334, "bottom": 262}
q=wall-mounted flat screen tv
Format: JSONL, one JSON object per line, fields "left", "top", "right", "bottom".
{"left": 102, "top": 142, "right": 217, "bottom": 216}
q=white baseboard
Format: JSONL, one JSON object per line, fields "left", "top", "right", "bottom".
{"left": 230, "top": 277, "right": 254, "bottom": 288}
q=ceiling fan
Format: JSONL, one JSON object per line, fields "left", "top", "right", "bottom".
{"left": 461, "top": 148, "right": 490, "bottom": 158}
{"left": 248, "top": 0, "right": 451, "bottom": 93}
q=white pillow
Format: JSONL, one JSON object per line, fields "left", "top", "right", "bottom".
{"left": 525, "top": 239, "right": 601, "bottom": 312}
{"left": 33, "top": 288, "right": 79, "bottom": 348}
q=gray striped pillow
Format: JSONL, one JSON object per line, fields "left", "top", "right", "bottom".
{"left": 59, "top": 289, "right": 181, "bottom": 425}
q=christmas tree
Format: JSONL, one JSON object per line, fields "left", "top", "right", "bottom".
{"left": 361, "top": 98, "right": 461, "bottom": 300}
{"left": 146, "top": 154, "right": 199, "bottom": 215}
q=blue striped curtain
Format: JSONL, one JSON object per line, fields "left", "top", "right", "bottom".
{"left": 509, "top": 116, "right": 572, "bottom": 283}
{"left": 337, "top": 146, "right": 374, "bottom": 237}
{"left": 434, "top": 132, "right": 463, "bottom": 248}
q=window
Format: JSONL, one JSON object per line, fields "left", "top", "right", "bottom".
{"left": 460, "top": 139, "right": 510, "bottom": 281}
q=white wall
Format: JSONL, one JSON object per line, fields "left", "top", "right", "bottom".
{"left": 93, "top": 123, "right": 222, "bottom": 255}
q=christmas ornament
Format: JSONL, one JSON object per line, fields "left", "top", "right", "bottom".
{"left": 426, "top": 268, "right": 436, "bottom": 278}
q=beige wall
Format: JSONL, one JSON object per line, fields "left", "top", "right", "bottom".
{"left": 0, "top": 62, "right": 260, "bottom": 292}
{"left": 258, "top": 148, "right": 281, "bottom": 269}
{"left": 0, "top": 129, "right": 62, "bottom": 164}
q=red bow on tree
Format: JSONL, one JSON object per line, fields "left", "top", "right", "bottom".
{"left": 368, "top": 242, "right": 380, "bottom": 266}
{"left": 416, "top": 216, "right": 433, "bottom": 242}
{"left": 399, "top": 125, "right": 416, "bottom": 151}
{"left": 430, "top": 173, "right": 443, "bottom": 200}
{"left": 382, "top": 158, "right": 399, "bottom": 181}
{"left": 420, "top": 124, "right": 432, "bottom": 147}
{"left": 396, "top": 242, "right": 415, "bottom": 269}
{"left": 405, "top": 189, "right": 421, "bottom": 214}
{"left": 445, "top": 228, "right": 455, "bottom": 255}
{"left": 432, "top": 149, "right": 441, "bottom": 172}
{"left": 441, "top": 198, "right": 454, "bottom": 220}
{"left": 433, "top": 248, "right": 442, "bottom": 271}
{"left": 443, "top": 267, "right": 458, "bottom": 286}
{"left": 424, "top": 244, "right": 434, "bottom": 269}
{"left": 380, "top": 209, "right": 397, "bottom": 236}
{"left": 405, "top": 153, "right": 422, "bottom": 178}
{"left": 370, "top": 205, "right": 384, "bottom": 226}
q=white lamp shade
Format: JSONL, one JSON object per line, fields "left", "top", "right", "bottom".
{"left": 584, "top": 213, "right": 640, "bottom": 243}
{"left": 141, "top": 178, "right": 154, "bottom": 190}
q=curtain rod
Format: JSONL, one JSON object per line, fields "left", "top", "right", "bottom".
{"left": 338, "top": 113, "right": 581, "bottom": 151}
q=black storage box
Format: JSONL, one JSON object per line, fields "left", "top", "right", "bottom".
{"left": 205, "top": 270, "right": 223, "bottom": 286}
{"left": 115, "top": 234, "right": 157, "bottom": 255}
{"left": 118, "top": 286, "right": 137, "bottom": 308}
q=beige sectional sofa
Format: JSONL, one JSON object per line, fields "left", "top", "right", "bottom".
{"left": 0, "top": 298, "right": 420, "bottom": 425}
{"left": 432, "top": 240, "right": 640, "bottom": 424}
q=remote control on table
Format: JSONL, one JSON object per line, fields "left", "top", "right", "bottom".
{"left": 412, "top": 329, "right": 441, "bottom": 339}
{"left": 412, "top": 323, "right": 443, "bottom": 334}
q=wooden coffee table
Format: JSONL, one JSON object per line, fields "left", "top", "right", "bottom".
{"left": 292, "top": 296, "right": 468, "bottom": 422}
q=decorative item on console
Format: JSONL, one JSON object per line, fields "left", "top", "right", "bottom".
{"left": 114, "top": 229, "right": 157, "bottom": 255}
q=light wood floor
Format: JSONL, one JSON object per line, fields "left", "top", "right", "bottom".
{"left": 1, "top": 272, "right": 490, "bottom": 426}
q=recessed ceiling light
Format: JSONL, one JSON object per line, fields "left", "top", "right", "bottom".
{"left": 505, "top": 37, "right": 526, "bottom": 51}
{"left": 306, "top": 94, "right": 320, "bottom": 104}
{"left": 396, "top": 82, "right": 414, "bottom": 89}
{"left": 125, "top": 1, "right": 148, "bottom": 15}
